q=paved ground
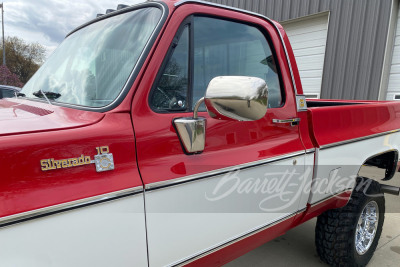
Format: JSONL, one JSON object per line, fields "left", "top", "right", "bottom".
{"left": 226, "top": 169, "right": 400, "bottom": 267}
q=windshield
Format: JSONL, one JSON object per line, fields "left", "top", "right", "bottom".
{"left": 21, "top": 7, "right": 162, "bottom": 108}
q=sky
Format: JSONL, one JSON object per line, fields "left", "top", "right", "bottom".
{"left": 6, "top": 0, "right": 144, "bottom": 57}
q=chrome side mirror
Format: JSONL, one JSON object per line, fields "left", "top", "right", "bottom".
{"left": 174, "top": 76, "right": 268, "bottom": 154}
{"left": 204, "top": 76, "right": 268, "bottom": 121}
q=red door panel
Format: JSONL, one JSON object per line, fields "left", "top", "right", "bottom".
{"left": 132, "top": 4, "right": 304, "bottom": 185}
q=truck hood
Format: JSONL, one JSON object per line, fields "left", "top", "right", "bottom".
{"left": 0, "top": 98, "right": 104, "bottom": 136}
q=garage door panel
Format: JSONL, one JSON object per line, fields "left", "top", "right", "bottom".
{"left": 286, "top": 26, "right": 327, "bottom": 38}
{"left": 301, "top": 78, "right": 323, "bottom": 94}
{"left": 287, "top": 31, "right": 327, "bottom": 44}
{"left": 390, "top": 64, "right": 400, "bottom": 74}
{"left": 294, "top": 46, "right": 326, "bottom": 57}
{"left": 296, "top": 54, "right": 325, "bottom": 69}
{"left": 391, "top": 47, "right": 400, "bottom": 64}
{"left": 282, "top": 12, "right": 329, "bottom": 97}
{"left": 284, "top": 16, "right": 329, "bottom": 35}
{"left": 299, "top": 69, "right": 324, "bottom": 79}
{"left": 387, "top": 6, "right": 400, "bottom": 100}
{"left": 388, "top": 74, "right": 400, "bottom": 92}
{"left": 286, "top": 27, "right": 327, "bottom": 38}
{"left": 290, "top": 38, "right": 327, "bottom": 50}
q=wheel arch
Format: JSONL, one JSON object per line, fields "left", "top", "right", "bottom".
{"left": 358, "top": 149, "right": 399, "bottom": 181}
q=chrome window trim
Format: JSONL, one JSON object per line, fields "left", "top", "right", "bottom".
{"left": 20, "top": 2, "right": 169, "bottom": 113}
{"left": 319, "top": 129, "right": 400, "bottom": 150}
{"left": 0, "top": 186, "right": 143, "bottom": 228}
{"left": 174, "top": 0, "right": 299, "bottom": 97}
{"left": 145, "top": 150, "right": 306, "bottom": 191}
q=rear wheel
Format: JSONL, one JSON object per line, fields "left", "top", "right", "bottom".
{"left": 315, "top": 178, "right": 385, "bottom": 266}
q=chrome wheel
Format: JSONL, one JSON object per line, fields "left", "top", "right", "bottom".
{"left": 355, "top": 201, "right": 379, "bottom": 255}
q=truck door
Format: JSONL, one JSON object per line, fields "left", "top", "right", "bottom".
{"left": 132, "top": 6, "right": 310, "bottom": 266}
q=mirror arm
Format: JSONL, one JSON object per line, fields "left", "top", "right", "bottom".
{"left": 193, "top": 97, "right": 205, "bottom": 119}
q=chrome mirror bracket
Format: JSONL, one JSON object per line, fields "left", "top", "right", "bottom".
{"left": 174, "top": 75, "right": 268, "bottom": 154}
{"left": 174, "top": 98, "right": 206, "bottom": 154}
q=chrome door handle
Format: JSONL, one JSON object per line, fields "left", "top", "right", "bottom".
{"left": 272, "top": 118, "right": 301, "bottom": 126}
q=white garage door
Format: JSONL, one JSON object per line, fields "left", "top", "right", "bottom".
{"left": 387, "top": 6, "right": 400, "bottom": 100}
{"left": 281, "top": 12, "right": 330, "bottom": 98}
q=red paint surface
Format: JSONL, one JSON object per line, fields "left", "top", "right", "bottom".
{"left": 308, "top": 101, "right": 400, "bottom": 147}
{"left": 0, "top": 99, "right": 103, "bottom": 137}
{"left": 0, "top": 111, "right": 141, "bottom": 218}
{"left": 2, "top": 0, "right": 400, "bottom": 264}
{"left": 294, "top": 191, "right": 352, "bottom": 225}
{"left": 132, "top": 3, "right": 305, "bottom": 185}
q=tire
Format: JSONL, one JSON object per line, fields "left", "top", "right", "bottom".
{"left": 315, "top": 177, "right": 385, "bottom": 267}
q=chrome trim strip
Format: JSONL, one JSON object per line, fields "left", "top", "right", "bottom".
{"left": 145, "top": 150, "right": 306, "bottom": 191}
{"left": 0, "top": 186, "right": 144, "bottom": 228}
{"left": 319, "top": 129, "right": 400, "bottom": 150}
{"left": 272, "top": 117, "right": 301, "bottom": 126}
{"left": 173, "top": 211, "right": 299, "bottom": 266}
{"left": 296, "top": 207, "right": 307, "bottom": 215}
{"left": 310, "top": 189, "right": 353, "bottom": 207}
{"left": 307, "top": 147, "right": 319, "bottom": 204}
{"left": 174, "top": 0, "right": 299, "bottom": 96}
{"left": 305, "top": 148, "right": 316, "bottom": 154}
{"left": 172, "top": 197, "right": 338, "bottom": 266}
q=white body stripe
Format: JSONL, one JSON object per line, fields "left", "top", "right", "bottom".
{"left": 309, "top": 132, "right": 400, "bottom": 204}
{"left": 145, "top": 156, "right": 311, "bottom": 266}
{"left": 0, "top": 194, "right": 148, "bottom": 267}
{"left": 2, "top": 134, "right": 399, "bottom": 266}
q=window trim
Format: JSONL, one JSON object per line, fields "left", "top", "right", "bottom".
{"left": 192, "top": 14, "right": 286, "bottom": 109}
{"left": 149, "top": 13, "right": 286, "bottom": 114}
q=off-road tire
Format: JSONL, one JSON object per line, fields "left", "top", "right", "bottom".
{"left": 315, "top": 177, "right": 385, "bottom": 267}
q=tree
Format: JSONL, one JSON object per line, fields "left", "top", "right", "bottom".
{"left": 0, "top": 65, "right": 23, "bottom": 87}
{"left": 0, "top": 36, "right": 46, "bottom": 84}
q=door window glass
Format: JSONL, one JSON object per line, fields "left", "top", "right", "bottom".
{"left": 1, "top": 89, "right": 16, "bottom": 98}
{"left": 151, "top": 26, "right": 189, "bottom": 111}
{"left": 150, "top": 17, "right": 283, "bottom": 112}
{"left": 193, "top": 17, "right": 283, "bottom": 110}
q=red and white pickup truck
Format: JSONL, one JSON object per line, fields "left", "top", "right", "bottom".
{"left": 1, "top": 1, "right": 399, "bottom": 266}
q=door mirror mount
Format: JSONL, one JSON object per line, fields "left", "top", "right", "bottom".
{"left": 174, "top": 76, "right": 269, "bottom": 154}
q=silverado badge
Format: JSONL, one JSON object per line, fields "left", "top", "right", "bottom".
{"left": 40, "top": 146, "right": 114, "bottom": 173}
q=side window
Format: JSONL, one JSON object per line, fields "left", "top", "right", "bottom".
{"left": 193, "top": 17, "right": 283, "bottom": 109}
{"left": 150, "top": 17, "right": 283, "bottom": 112}
{"left": 150, "top": 25, "right": 189, "bottom": 111}
{"left": 2, "top": 89, "right": 16, "bottom": 98}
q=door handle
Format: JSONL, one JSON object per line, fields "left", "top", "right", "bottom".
{"left": 272, "top": 118, "right": 301, "bottom": 126}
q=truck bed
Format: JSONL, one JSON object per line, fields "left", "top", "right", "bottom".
{"left": 307, "top": 100, "right": 363, "bottom": 107}
{"left": 306, "top": 100, "right": 400, "bottom": 148}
